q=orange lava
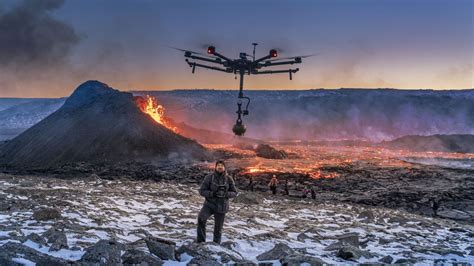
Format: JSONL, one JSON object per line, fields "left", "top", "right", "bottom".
{"left": 136, "top": 95, "right": 178, "bottom": 133}
{"left": 203, "top": 143, "right": 474, "bottom": 179}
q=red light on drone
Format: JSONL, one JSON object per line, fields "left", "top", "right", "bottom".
{"left": 207, "top": 46, "right": 216, "bottom": 54}
{"left": 270, "top": 49, "right": 278, "bottom": 57}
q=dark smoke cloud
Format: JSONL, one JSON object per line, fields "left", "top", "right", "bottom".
{"left": 0, "top": 0, "right": 79, "bottom": 69}
{"left": 0, "top": 0, "right": 80, "bottom": 97}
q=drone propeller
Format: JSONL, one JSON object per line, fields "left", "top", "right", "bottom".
{"left": 167, "top": 46, "right": 218, "bottom": 59}
{"left": 266, "top": 53, "right": 320, "bottom": 62}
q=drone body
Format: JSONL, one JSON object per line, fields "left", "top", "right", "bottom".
{"left": 174, "top": 43, "right": 308, "bottom": 136}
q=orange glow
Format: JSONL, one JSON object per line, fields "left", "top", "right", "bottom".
{"left": 203, "top": 143, "right": 474, "bottom": 181}
{"left": 309, "top": 170, "right": 339, "bottom": 179}
{"left": 136, "top": 95, "right": 178, "bottom": 133}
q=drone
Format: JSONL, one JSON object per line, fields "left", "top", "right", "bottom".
{"left": 172, "top": 43, "right": 311, "bottom": 136}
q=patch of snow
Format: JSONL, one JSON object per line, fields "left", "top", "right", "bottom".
{"left": 12, "top": 257, "right": 36, "bottom": 266}
{"left": 23, "top": 240, "right": 84, "bottom": 260}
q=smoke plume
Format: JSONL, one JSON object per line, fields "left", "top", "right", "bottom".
{"left": 0, "top": 0, "right": 80, "bottom": 96}
{"left": 0, "top": 0, "right": 79, "bottom": 68}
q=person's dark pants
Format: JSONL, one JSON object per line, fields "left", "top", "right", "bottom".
{"left": 197, "top": 204, "right": 226, "bottom": 244}
{"left": 271, "top": 186, "right": 277, "bottom": 195}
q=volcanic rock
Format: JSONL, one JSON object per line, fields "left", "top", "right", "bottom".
{"left": 335, "top": 232, "right": 360, "bottom": 247}
{"left": 336, "top": 245, "right": 363, "bottom": 261}
{"left": 394, "top": 258, "right": 418, "bottom": 264}
{"left": 176, "top": 242, "right": 244, "bottom": 264}
{"left": 79, "top": 239, "right": 124, "bottom": 265}
{"left": 0, "top": 80, "right": 208, "bottom": 168}
{"left": 45, "top": 230, "right": 68, "bottom": 252}
{"left": 280, "top": 254, "right": 327, "bottom": 266}
{"left": 379, "top": 255, "right": 394, "bottom": 264}
{"left": 437, "top": 209, "right": 471, "bottom": 221}
{"left": 33, "top": 208, "right": 61, "bottom": 221}
{"left": 145, "top": 236, "right": 176, "bottom": 260}
{"left": 255, "top": 144, "right": 288, "bottom": 159}
{"left": 23, "top": 233, "right": 47, "bottom": 247}
{"left": 357, "top": 210, "right": 375, "bottom": 220}
{"left": 232, "top": 192, "right": 263, "bottom": 205}
{"left": 121, "top": 249, "right": 163, "bottom": 265}
{"left": 0, "top": 242, "right": 68, "bottom": 265}
{"left": 256, "top": 243, "right": 295, "bottom": 261}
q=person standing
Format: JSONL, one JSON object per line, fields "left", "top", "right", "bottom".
{"left": 310, "top": 186, "right": 316, "bottom": 200}
{"left": 430, "top": 197, "right": 440, "bottom": 217}
{"left": 284, "top": 178, "right": 289, "bottom": 195}
{"left": 268, "top": 174, "right": 279, "bottom": 195}
{"left": 197, "top": 160, "right": 238, "bottom": 244}
{"left": 246, "top": 176, "right": 255, "bottom": 192}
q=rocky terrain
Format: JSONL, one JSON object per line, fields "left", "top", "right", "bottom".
{"left": 0, "top": 174, "right": 473, "bottom": 265}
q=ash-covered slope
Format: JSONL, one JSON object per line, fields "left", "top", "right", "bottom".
{"left": 382, "top": 134, "right": 474, "bottom": 153}
{"left": 0, "top": 81, "right": 207, "bottom": 168}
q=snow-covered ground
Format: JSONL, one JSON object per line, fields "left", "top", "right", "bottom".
{"left": 0, "top": 174, "right": 473, "bottom": 265}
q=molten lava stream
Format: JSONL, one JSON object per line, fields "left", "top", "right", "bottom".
{"left": 136, "top": 95, "right": 178, "bottom": 133}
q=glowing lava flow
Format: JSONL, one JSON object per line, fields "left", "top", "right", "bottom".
{"left": 136, "top": 95, "right": 178, "bottom": 133}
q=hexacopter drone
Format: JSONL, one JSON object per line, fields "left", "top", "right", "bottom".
{"left": 172, "top": 43, "right": 311, "bottom": 136}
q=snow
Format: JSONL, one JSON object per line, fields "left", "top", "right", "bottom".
{"left": 0, "top": 176, "right": 473, "bottom": 264}
{"left": 23, "top": 240, "right": 85, "bottom": 260}
{"left": 0, "top": 230, "right": 11, "bottom": 237}
{"left": 232, "top": 239, "right": 275, "bottom": 260}
{"left": 86, "top": 229, "right": 109, "bottom": 239}
{"left": 12, "top": 257, "right": 36, "bottom": 266}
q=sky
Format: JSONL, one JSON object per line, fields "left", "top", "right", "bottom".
{"left": 0, "top": 0, "right": 473, "bottom": 97}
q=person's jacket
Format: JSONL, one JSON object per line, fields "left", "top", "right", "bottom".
{"left": 199, "top": 171, "right": 238, "bottom": 214}
{"left": 268, "top": 178, "right": 278, "bottom": 187}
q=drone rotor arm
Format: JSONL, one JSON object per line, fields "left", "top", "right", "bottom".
{"left": 252, "top": 68, "right": 299, "bottom": 75}
{"left": 261, "top": 59, "right": 302, "bottom": 67}
{"left": 185, "top": 54, "right": 225, "bottom": 65}
{"left": 252, "top": 54, "right": 272, "bottom": 65}
{"left": 252, "top": 68, "right": 299, "bottom": 80}
{"left": 186, "top": 61, "right": 232, "bottom": 73}
{"left": 212, "top": 52, "right": 233, "bottom": 63}
{"left": 168, "top": 46, "right": 218, "bottom": 59}
{"left": 266, "top": 53, "right": 318, "bottom": 62}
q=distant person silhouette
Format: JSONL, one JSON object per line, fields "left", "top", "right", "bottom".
{"left": 268, "top": 175, "right": 279, "bottom": 195}
{"left": 284, "top": 178, "right": 289, "bottom": 195}
{"left": 430, "top": 197, "right": 440, "bottom": 216}
{"left": 246, "top": 175, "right": 255, "bottom": 192}
{"left": 310, "top": 186, "right": 316, "bottom": 200}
